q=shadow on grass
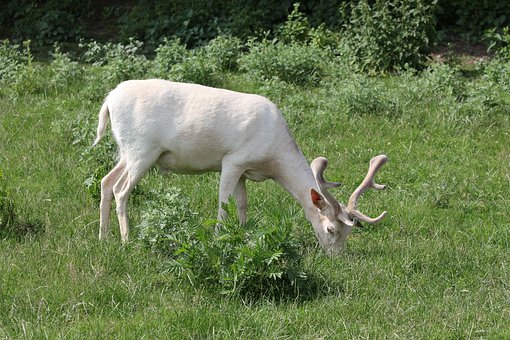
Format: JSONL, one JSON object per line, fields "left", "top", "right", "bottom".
{"left": 0, "top": 198, "right": 45, "bottom": 241}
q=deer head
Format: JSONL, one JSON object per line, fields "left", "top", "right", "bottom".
{"left": 310, "top": 155, "right": 388, "bottom": 255}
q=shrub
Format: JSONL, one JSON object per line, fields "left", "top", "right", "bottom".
{"left": 49, "top": 44, "right": 83, "bottom": 90}
{"left": 275, "top": 3, "right": 311, "bottom": 44}
{"left": 240, "top": 40, "right": 330, "bottom": 86}
{"left": 482, "top": 60, "right": 510, "bottom": 92}
{"left": 340, "top": 0, "right": 437, "bottom": 74}
{"left": 485, "top": 27, "right": 510, "bottom": 61}
{"left": 152, "top": 38, "right": 220, "bottom": 86}
{"left": 1, "top": 0, "right": 89, "bottom": 46}
{"left": 80, "top": 39, "right": 149, "bottom": 86}
{"left": 437, "top": 0, "right": 510, "bottom": 39}
{"left": 152, "top": 38, "right": 190, "bottom": 77}
{"left": 139, "top": 195, "right": 307, "bottom": 296}
{"left": 0, "top": 40, "right": 25, "bottom": 86}
{"left": 203, "top": 35, "right": 243, "bottom": 72}
{"left": 166, "top": 52, "right": 219, "bottom": 86}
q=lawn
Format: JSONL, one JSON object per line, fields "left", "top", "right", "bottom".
{"left": 1, "top": 40, "right": 509, "bottom": 338}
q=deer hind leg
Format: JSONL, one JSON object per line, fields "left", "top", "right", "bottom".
{"left": 112, "top": 152, "right": 160, "bottom": 243}
{"left": 99, "top": 158, "right": 126, "bottom": 240}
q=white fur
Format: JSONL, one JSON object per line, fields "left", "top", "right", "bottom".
{"left": 94, "top": 79, "right": 385, "bottom": 255}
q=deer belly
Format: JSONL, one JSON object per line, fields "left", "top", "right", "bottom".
{"left": 156, "top": 150, "right": 222, "bottom": 174}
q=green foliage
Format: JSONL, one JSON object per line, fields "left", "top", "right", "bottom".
{"left": 0, "top": 40, "right": 40, "bottom": 94}
{"left": 152, "top": 38, "right": 190, "bottom": 76}
{"left": 0, "top": 0, "right": 90, "bottom": 45}
{"left": 340, "top": 75, "right": 403, "bottom": 118}
{"left": 0, "top": 40, "right": 26, "bottom": 85}
{"left": 341, "top": 0, "right": 437, "bottom": 74}
{"left": 49, "top": 44, "right": 83, "bottom": 90}
{"left": 419, "top": 63, "right": 466, "bottom": 100}
{"left": 116, "top": 0, "right": 291, "bottom": 48}
{"left": 202, "top": 35, "right": 243, "bottom": 72}
{"left": 485, "top": 27, "right": 510, "bottom": 61}
{"left": 138, "top": 195, "right": 307, "bottom": 296}
{"left": 79, "top": 39, "right": 149, "bottom": 86}
{"left": 240, "top": 39, "right": 330, "bottom": 86}
{"left": 152, "top": 38, "right": 221, "bottom": 86}
{"left": 153, "top": 35, "right": 245, "bottom": 85}
{"left": 276, "top": 3, "right": 311, "bottom": 44}
{"left": 437, "top": 0, "right": 510, "bottom": 39}
{"left": 137, "top": 186, "right": 197, "bottom": 255}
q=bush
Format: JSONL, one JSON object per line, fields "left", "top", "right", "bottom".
{"left": 482, "top": 60, "right": 510, "bottom": 92}
{"left": 418, "top": 63, "right": 466, "bottom": 101}
{"left": 240, "top": 40, "right": 330, "bottom": 86}
{"left": 80, "top": 39, "right": 149, "bottom": 86}
{"left": 485, "top": 27, "right": 510, "bottom": 61}
{"left": 152, "top": 38, "right": 190, "bottom": 77}
{"left": 138, "top": 195, "right": 307, "bottom": 296}
{"left": 49, "top": 44, "right": 83, "bottom": 90}
{"left": 203, "top": 35, "right": 243, "bottom": 72}
{"left": 0, "top": 0, "right": 90, "bottom": 46}
{"left": 170, "top": 55, "right": 218, "bottom": 86}
{"left": 152, "top": 38, "right": 220, "bottom": 86}
{"left": 437, "top": 0, "right": 510, "bottom": 39}
{"left": 0, "top": 40, "right": 25, "bottom": 86}
{"left": 340, "top": 0, "right": 437, "bottom": 74}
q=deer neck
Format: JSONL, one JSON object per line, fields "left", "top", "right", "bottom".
{"left": 273, "top": 149, "right": 321, "bottom": 228}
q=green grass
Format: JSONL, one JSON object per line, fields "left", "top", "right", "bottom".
{"left": 1, "top": 57, "right": 510, "bottom": 338}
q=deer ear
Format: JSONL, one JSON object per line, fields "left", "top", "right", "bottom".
{"left": 310, "top": 188, "right": 328, "bottom": 210}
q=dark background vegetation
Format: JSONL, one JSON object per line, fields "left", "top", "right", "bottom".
{"left": 1, "top": 0, "right": 510, "bottom": 48}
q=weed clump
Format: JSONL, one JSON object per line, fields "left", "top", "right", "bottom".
{"left": 137, "top": 193, "right": 307, "bottom": 297}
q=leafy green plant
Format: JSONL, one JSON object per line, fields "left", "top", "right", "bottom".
{"left": 138, "top": 195, "right": 307, "bottom": 296}
{"left": 0, "top": 40, "right": 25, "bottom": 86}
{"left": 437, "top": 0, "right": 510, "bottom": 39}
{"left": 418, "top": 63, "right": 466, "bottom": 101}
{"left": 0, "top": 40, "right": 39, "bottom": 94}
{"left": 49, "top": 44, "right": 83, "bottom": 90}
{"left": 152, "top": 38, "right": 190, "bottom": 77}
{"left": 137, "top": 187, "right": 198, "bottom": 254}
{"left": 340, "top": 0, "right": 437, "bottom": 74}
{"left": 80, "top": 39, "right": 149, "bottom": 86}
{"left": 240, "top": 39, "right": 330, "bottom": 86}
{"left": 1, "top": 0, "right": 89, "bottom": 46}
{"left": 152, "top": 38, "right": 220, "bottom": 86}
{"left": 203, "top": 35, "right": 243, "bottom": 72}
{"left": 275, "top": 3, "right": 311, "bottom": 44}
{"left": 485, "top": 26, "right": 510, "bottom": 61}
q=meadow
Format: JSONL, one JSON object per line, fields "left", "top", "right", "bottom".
{"left": 1, "top": 34, "right": 510, "bottom": 338}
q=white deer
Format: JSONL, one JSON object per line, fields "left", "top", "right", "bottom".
{"left": 93, "top": 79, "right": 388, "bottom": 255}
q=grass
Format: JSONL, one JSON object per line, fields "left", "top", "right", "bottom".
{"left": 1, "top": 53, "right": 510, "bottom": 338}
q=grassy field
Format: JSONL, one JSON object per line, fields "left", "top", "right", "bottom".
{"left": 1, "top": 42, "right": 510, "bottom": 338}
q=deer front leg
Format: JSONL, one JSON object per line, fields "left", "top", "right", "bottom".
{"left": 233, "top": 176, "right": 247, "bottom": 224}
{"left": 218, "top": 163, "right": 245, "bottom": 222}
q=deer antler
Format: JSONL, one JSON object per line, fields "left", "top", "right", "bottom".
{"left": 347, "top": 155, "right": 388, "bottom": 224}
{"left": 311, "top": 157, "right": 342, "bottom": 210}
